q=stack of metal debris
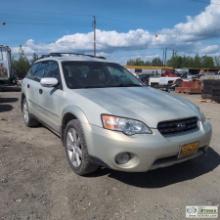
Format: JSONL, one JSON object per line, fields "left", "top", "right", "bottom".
{"left": 202, "top": 79, "right": 220, "bottom": 103}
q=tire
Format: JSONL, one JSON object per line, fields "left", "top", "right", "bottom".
{"left": 22, "top": 98, "right": 39, "bottom": 127}
{"left": 64, "top": 119, "right": 98, "bottom": 176}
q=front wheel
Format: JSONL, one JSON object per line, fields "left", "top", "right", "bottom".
{"left": 64, "top": 119, "right": 98, "bottom": 176}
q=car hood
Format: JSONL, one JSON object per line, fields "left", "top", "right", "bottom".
{"left": 74, "top": 87, "right": 199, "bottom": 128}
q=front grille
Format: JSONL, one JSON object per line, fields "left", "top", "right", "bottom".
{"left": 158, "top": 117, "right": 198, "bottom": 135}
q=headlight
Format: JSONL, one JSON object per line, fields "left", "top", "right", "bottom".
{"left": 199, "top": 111, "right": 206, "bottom": 123}
{"left": 195, "top": 106, "right": 206, "bottom": 123}
{"left": 101, "top": 114, "right": 152, "bottom": 136}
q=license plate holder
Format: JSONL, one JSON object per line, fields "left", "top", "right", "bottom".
{"left": 178, "top": 142, "right": 199, "bottom": 159}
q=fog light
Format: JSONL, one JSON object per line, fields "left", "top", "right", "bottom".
{"left": 115, "top": 153, "right": 132, "bottom": 165}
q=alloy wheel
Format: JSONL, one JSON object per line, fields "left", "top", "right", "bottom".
{"left": 66, "top": 128, "right": 83, "bottom": 168}
{"left": 23, "top": 101, "right": 29, "bottom": 123}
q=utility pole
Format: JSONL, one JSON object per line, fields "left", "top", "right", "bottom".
{"left": 162, "top": 48, "right": 167, "bottom": 66}
{"left": 93, "top": 16, "right": 96, "bottom": 56}
{"left": 164, "top": 48, "right": 167, "bottom": 66}
{"left": 172, "top": 49, "right": 177, "bottom": 58}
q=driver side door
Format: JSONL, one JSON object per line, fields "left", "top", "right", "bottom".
{"left": 37, "top": 61, "right": 65, "bottom": 133}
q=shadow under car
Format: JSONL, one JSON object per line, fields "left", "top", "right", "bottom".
{"left": 89, "top": 147, "right": 220, "bottom": 188}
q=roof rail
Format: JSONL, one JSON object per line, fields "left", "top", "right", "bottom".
{"left": 39, "top": 52, "right": 106, "bottom": 60}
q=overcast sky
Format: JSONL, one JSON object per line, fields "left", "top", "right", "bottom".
{"left": 1, "top": 0, "right": 220, "bottom": 63}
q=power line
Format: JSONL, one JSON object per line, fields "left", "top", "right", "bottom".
{"left": 0, "top": 11, "right": 92, "bottom": 17}
{"left": 0, "top": 10, "right": 150, "bottom": 28}
{"left": 0, "top": 12, "right": 94, "bottom": 27}
{"left": 0, "top": 17, "right": 92, "bottom": 27}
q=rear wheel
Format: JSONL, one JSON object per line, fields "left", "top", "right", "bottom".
{"left": 64, "top": 119, "right": 98, "bottom": 175}
{"left": 22, "top": 98, "right": 39, "bottom": 127}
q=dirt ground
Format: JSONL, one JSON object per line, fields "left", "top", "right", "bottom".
{"left": 0, "top": 91, "right": 220, "bottom": 220}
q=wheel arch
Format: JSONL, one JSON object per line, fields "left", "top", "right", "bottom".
{"left": 61, "top": 106, "right": 90, "bottom": 141}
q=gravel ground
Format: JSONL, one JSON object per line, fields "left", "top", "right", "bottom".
{"left": 0, "top": 91, "right": 220, "bottom": 220}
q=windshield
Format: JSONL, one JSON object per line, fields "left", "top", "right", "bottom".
{"left": 62, "top": 61, "right": 142, "bottom": 89}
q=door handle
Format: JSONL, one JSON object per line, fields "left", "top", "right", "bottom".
{"left": 39, "top": 89, "right": 43, "bottom": 94}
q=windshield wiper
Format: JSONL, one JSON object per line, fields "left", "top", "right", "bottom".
{"left": 76, "top": 83, "right": 143, "bottom": 89}
{"left": 108, "top": 83, "right": 143, "bottom": 87}
{"left": 79, "top": 85, "right": 107, "bottom": 89}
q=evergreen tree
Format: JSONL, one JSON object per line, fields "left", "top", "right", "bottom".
{"left": 151, "top": 57, "right": 163, "bottom": 66}
{"left": 12, "top": 45, "right": 30, "bottom": 79}
{"left": 31, "top": 53, "right": 39, "bottom": 64}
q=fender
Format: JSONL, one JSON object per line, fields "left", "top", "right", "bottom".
{"left": 61, "top": 105, "right": 92, "bottom": 136}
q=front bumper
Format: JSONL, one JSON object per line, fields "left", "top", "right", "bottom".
{"left": 83, "top": 121, "right": 212, "bottom": 172}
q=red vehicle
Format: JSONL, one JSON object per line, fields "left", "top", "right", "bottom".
{"left": 161, "top": 70, "right": 177, "bottom": 77}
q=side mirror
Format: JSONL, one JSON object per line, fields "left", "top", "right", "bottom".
{"left": 40, "top": 77, "right": 58, "bottom": 87}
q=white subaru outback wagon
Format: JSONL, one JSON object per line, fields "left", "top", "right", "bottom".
{"left": 21, "top": 53, "right": 212, "bottom": 175}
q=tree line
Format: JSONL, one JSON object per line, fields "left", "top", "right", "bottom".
{"left": 127, "top": 55, "right": 220, "bottom": 68}
{"left": 12, "top": 49, "right": 220, "bottom": 80}
{"left": 12, "top": 47, "right": 38, "bottom": 79}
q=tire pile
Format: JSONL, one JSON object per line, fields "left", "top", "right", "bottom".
{"left": 202, "top": 79, "right": 220, "bottom": 103}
